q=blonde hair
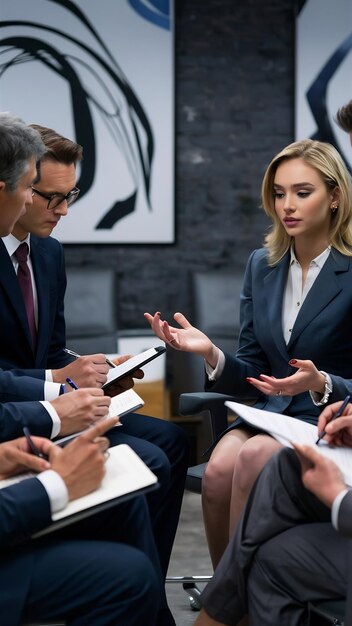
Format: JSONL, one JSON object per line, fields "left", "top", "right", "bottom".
{"left": 261, "top": 139, "right": 352, "bottom": 265}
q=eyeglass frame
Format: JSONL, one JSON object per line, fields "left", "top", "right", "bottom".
{"left": 31, "top": 186, "right": 80, "bottom": 211}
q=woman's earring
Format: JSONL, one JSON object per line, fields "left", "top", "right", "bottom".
{"left": 331, "top": 204, "right": 338, "bottom": 213}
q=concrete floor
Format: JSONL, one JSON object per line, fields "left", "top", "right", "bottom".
{"left": 166, "top": 492, "right": 213, "bottom": 626}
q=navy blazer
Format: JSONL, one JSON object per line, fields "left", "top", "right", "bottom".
{"left": 0, "top": 237, "right": 72, "bottom": 398}
{"left": 208, "top": 247, "right": 352, "bottom": 424}
{"left": 0, "top": 478, "right": 53, "bottom": 626}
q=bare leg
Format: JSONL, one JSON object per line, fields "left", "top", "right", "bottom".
{"left": 202, "top": 427, "right": 253, "bottom": 568}
{"left": 229, "top": 434, "right": 282, "bottom": 536}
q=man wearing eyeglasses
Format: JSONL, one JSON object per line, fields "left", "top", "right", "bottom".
{"left": 0, "top": 123, "right": 189, "bottom": 601}
{"left": 0, "top": 124, "right": 112, "bottom": 395}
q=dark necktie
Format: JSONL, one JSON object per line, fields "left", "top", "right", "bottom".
{"left": 15, "top": 242, "right": 37, "bottom": 349}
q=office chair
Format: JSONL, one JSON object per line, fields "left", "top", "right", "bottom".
{"left": 175, "top": 391, "right": 347, "bottom": 623}
{"left": 64, "top": 266, "right": 119, "bottom": 355}
{"left": 170, "top": 269, "right": 243, "bottom": 414}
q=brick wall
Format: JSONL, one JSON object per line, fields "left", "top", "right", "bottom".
{"left": 64, "top": 0, "right": 296, "bottom": 330}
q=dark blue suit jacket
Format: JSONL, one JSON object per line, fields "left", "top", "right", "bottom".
{"left": 0, "top": 477, "right": 51, "bottom": 626}
{"left": 0, "top": 236, "right": 73, "bottom": 401}
{"left": 208, "top": 247, "right": 352, "bottom": 424}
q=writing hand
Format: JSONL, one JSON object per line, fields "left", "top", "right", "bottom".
{"left": 49, "top": 417, "right": 118, "bottom": 501}
{"left": 317, "top": 400, "right": 352, "bottom": 447}
{"left": 51, "top": 388, "right": 111, "bottom": 436}
{"left": 53, "top": 354, "right": 109, "bottom": 388}
{"left": 0, "top": 437, "right": 52, "bottom": 478}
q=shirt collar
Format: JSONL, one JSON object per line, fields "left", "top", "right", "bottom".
{"left": 2, "top": 233, "right": 31, "bottom": 258}
{"left": 289, "top": 245, "right": 331, "bottom": 269}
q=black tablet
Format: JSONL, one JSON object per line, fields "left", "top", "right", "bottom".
{"left": 102, "top": 346, "right": 166, "bottom": 392}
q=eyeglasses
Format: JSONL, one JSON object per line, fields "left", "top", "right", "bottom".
{"left": 31, "top": 186, "right": 80, "bottom": 211}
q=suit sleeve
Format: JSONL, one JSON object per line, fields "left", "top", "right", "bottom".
{"left": 0, "top": 369, "right": 46, "bottom": 402}
{"left": 206, "top": 250, "right": 271, "bottom": 398}
{"left": 0, "top": 477, "right": 51, "bottom": 548}
{"left": 0, "top": 401, "right": 52, "bottom": 442}
{"left": 336, "top": 490, "right": 352, "bottom": 537}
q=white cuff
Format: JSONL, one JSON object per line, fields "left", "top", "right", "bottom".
{"left": 36, "top": 469, "right": 69, "bottom": 514}
{"left": 44, "top": 381, "right": 62, "bottom": 401}
{"left": 331, "top": 488, "right": 349, "bottom": 530}
{"left": 205, "top": 349, "right": 225, "bottom": 381}
{"left": 39, "top": 401, "right": 61, "bottom": 439}
{"left": 45, "top": 369, "right": 53, "bottom": 382}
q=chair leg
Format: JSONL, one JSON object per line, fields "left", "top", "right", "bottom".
{"left": 165, "top": 575, "right": 211, "bottom": 611}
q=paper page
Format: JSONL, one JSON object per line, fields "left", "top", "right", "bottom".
{"left": 52, "top": 444, "right": 157, "bottom": 521}
{"left": 0, "top": 445, "right": 157, "bottom": 506}
{"left": 55, "top": 389, "right": 144, "bottom": 446}
{"left": 108, "top": 388, "right": 144, "bottom": 417}
{"left": 225, "top": 401, "right": 352, "bottom": 486}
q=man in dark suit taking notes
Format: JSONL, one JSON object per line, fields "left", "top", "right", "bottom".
{"left": 0, "top": 416, "right": 167, "bottom": 626}
{"left": 193, "top": 398, "right": 352, "bottom": 626}
{"left": 0, "top": 121, "right": 189, "bottom": 596}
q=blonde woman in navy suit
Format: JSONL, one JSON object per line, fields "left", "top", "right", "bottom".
{"left": 146, "top": 139, "right": 352, "bottom": 567}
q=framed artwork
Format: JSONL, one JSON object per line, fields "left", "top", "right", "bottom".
{"left": 0, "top": 0, "right": 175, "bottom": 243}
{"left": 295, "top": 0, "right": 352, "bottom": 172}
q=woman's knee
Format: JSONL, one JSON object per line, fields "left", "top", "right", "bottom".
{"left": 235, "top": 438, "right": 278, "bottom": 492}
{"left": 202, "top": 455, "right": 235, "bottom": 501}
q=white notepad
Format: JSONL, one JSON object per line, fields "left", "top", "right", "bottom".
{"left": 225, "top": 401, "right": 352, "bottom": 487}
{"left": 55, "top": 388, "right": 144, "bottom": 446}
{"left": 0, "top": 444, "right": 158, "bottom": 536}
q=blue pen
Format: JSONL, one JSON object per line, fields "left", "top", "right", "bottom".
{"left": 316, "top": 394, "right": 351, "bottom": 445}
{"left": 66, "top": 377, "right": 79, "bottom": 390}
{"left": 23, "top": 426, "right": 48, "bottom": 460}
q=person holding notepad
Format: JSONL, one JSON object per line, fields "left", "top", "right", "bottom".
{"left": 0, "top": 417, "right": 168, "bottom": 626}
{"left": 146, "top": 138, "right": 352, "bottom": 568}
{"left": 193, "top": 398, "right": 352, "bottom": 626}
{"left": 0, "top": 121, "right": 189, "bottom": 599}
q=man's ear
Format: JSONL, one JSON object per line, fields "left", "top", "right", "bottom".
{"left": 0, "top": 181, "right": 6, "bottom": 193}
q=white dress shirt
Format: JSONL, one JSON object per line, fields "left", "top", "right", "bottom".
{"left": 37, "top": 469, "right": 69, "bottom": 513}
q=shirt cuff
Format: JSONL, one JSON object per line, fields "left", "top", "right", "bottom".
{"left": 205, "top": 349, "right": 225, "bottom": 381}
{"left": 36, "top": 469, "right": 69, "bottom": 514}
{"left": 45, "top": 369, "right": 53, "bottom": 382}
{"left": 331, "top": 488, "right": 349, "bottom": 530}
{"left": 309, "top": 371, "right": 333, "bottom": 406}
{"left": 44, "top": 381, "right": 62, "bottom": 401}
{"left": 39, "top": 400, "right": 61, "bottom": 439}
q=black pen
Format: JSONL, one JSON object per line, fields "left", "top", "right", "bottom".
{"left": 64, "top": 347, "right": 116, "bottom": 368}
{"left": 66, "top": 377, "right": 79, "bottom": 390}
{"left": 316, "top": 394, "right": 351, "bottom": 445}
{"left": 23, "top": 426, "right": 49, "bottom": 460}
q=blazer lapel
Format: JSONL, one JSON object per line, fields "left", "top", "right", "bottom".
{"left": 288, "top": 249, "right": 349, "bottom": 348}
{"left": 0, "top": 240, "right": 33, "bottom": 348}
{"left": 263, "top": 252, "right": 290, "bottom": 358}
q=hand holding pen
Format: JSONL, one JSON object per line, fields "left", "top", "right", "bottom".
{"left": 316, "top": 395, "right": 352, "bottom": 445}
{"left": 64, "top": 348, "right": 116, "bottom": 368}
{"left": 52, "top": 351, "right": 110, "bottom": 388}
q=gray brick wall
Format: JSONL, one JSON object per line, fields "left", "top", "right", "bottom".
{"left": 64, "top": 0, "right": 296, "bottom": 330}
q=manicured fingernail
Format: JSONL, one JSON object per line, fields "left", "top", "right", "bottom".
{"left": 289, "top": 359, "right": 297, "bottom": 365}
{"left": 156, "top": 311, "right": 161, "bottom": 316}
{"left": 246, "top": 377, "right": 252, "bottom": 382}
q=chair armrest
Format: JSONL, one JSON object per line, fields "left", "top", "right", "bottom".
{"left": 179, "top": 392, "right": 236, "bottom": 440}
